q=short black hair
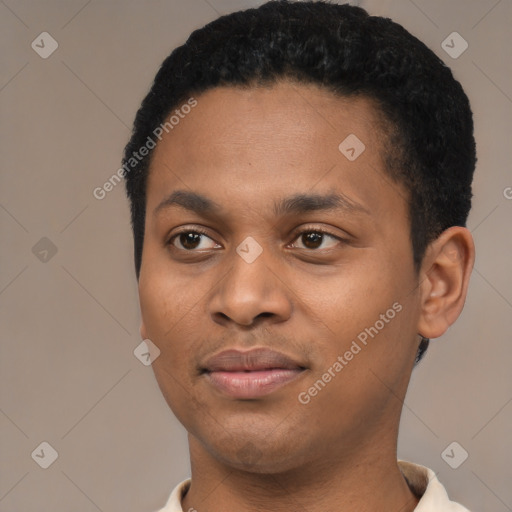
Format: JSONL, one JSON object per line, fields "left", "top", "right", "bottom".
{"left": 123, "top": 0, "right": 477, "bottom": 363}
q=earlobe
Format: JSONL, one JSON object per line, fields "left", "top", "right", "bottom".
{"left": 417, "top": 226, "right": 475, "bottom": 339}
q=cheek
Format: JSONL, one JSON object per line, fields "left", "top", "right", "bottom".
{"left": 139, "top": 269, "right": 191, "bottom": 374}
{"left": 306, "top": 256, "right": 418, "bottom": 378}
{"left": 138, "top": 253, "right": 219, "bottom": 377}
{"left": 139, "top": 271, "right": 206, "bottom": 424}
{"left": 139, "top": 253, "right": 196, "bottom": 333}
{"left": 305, "top": 262, "right": 397, "bottom": 335}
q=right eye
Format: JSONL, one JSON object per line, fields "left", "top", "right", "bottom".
{"left": 168, "top": 229, "right": 221, "bottom": 251}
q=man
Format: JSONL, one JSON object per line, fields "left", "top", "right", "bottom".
{"left": 122, "top": 1, "right": 476, "bottom": 510}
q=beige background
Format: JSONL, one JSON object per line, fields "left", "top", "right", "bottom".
{"left": 1, "top": 0, "right": 511, "bottom": 511}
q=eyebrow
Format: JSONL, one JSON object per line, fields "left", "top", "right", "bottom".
{"left": 154, "top": 189, "right": 370, "bottom": 218}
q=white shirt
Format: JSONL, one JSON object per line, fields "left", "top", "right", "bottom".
{"left": 155, "top": 460, "right": 471, "bottom": 511}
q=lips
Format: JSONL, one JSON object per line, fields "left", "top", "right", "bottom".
{"left": 202, "top": 348, "right": 306, "bottom": 399}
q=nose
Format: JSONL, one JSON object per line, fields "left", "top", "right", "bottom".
{"left": 208, "top": 244, "right": 293, "bottom": 327}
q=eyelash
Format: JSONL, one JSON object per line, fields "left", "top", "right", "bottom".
{"left": 167, "top": 225, "right": 345, "bottom": 252}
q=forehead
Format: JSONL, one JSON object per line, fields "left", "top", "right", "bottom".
{"left": 154, "top": 81, "right": 385, "bottom": 158}
{"left": 146, "top": 81, "right": 405, "bottom": 221}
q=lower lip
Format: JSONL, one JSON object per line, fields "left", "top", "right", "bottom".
{"left": 205, "top": 369, "right": 304, "bottom": 399}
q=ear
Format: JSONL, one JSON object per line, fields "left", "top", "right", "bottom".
{"left": 417, "top": 226, "right": 475, "bottom": 339}
{"left": 140, "top": 322, "right": 148, "bottom": 340}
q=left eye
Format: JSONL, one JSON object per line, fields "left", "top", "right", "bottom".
{"left": 290, "top": 230, "right": 340, "bottom": 250}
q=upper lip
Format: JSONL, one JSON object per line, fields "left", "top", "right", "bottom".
{"left": 202, "top": 348, "right": 306, "bottom": 372}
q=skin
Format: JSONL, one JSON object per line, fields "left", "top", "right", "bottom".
{"left": 138, "top": 80, "right": 475, "bottom": 512}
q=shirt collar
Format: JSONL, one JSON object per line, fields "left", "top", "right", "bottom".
{"left": 157, "top": 460, "right": 470, "bottom": 511}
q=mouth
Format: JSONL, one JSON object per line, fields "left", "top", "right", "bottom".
{"left": 201, "top": 348, "right": 307, "bottom": 399}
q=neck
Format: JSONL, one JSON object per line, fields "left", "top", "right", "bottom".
{"left": 181, "top": 435, "right": 419, "bottom": 512}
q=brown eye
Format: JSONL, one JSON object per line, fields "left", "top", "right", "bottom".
{"left": 169, "top": 230, "right": 219, "bottom": 251}
{"left": 291, "top": 230, "right": 340, "bottom": 250}
{"left": 301, "top": 232, "right": 324, "bottom": 249}
{"left": 177, "top": 232, "right": 202, "bottom": 250}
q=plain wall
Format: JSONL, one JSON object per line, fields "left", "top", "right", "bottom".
{"left": 1, "top": 0, "right": 511, "bottom": 511}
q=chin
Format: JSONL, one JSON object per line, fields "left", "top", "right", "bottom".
{"left": 201, "top": 431, "right": 312, "bottom": 475}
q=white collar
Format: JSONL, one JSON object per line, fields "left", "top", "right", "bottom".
{"left": 156, "top": 460, "right": 471, "bottom": 511}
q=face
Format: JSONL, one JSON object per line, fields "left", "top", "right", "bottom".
{"left": 138, "top": 81, "right": 423, "bottom": 473}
